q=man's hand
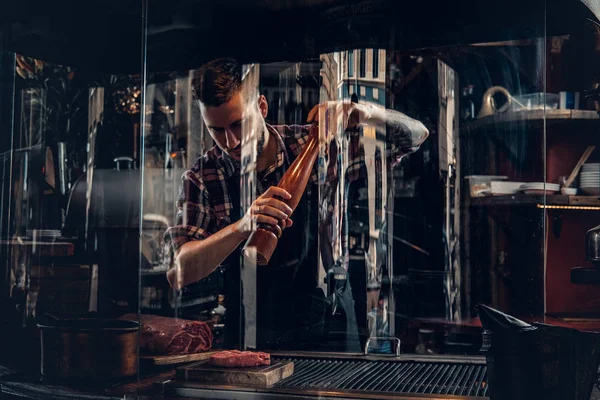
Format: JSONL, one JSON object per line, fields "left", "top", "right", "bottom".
{"left": 235, "top": 186, "right": 294, "bottom": 238}
{"left": 307, "top": 101, "right": 383, "bottom": 137}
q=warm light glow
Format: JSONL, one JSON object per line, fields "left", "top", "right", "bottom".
{"left": 537, "top": 204, "right": 600, "bottom": 211}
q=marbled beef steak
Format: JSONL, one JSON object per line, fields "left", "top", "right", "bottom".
{"left": 210, "top": 350, "right": 271, "bottom": 367}
{"left": 121, "top": 314, "right": 213, "bottom": 355}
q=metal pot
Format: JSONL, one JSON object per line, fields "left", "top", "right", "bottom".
{"left": 585, "top": 224, "right": 600, "bottom": 263}
{"left": 37, "top": 317, "right": 139, "bottom": 380}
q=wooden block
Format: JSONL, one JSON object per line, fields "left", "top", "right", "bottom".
{"left": 177, "top": 360, "right": 294, "bottom": 387}
{"left": 140, "top": 351, "right": 220, "bottom": 366}
{"left": 570, "top": 196, "right": 600, "bottom": 206}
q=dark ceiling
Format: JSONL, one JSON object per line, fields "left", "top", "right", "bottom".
{"left": 0, "top": 0, "right": 597, "bottom": 73}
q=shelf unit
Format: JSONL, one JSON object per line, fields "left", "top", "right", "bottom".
{"left": 469, "top": 195, "right": 600, "bottom": 208}
{"left": 462, "top": 107, "right": 600, "bottom": 319}
{"left": 464, "top": 109, "right": 599, "bottom": 132}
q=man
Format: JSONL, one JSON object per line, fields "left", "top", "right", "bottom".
{"left": 165, "top": 58, "right": 428, "bottom": 350}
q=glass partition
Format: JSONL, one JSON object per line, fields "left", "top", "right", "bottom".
{"left": 0, "top": 49, "right": 143, "bottom": 390}
{"left": 1, "top": 0, "right": 600, "bottom": 399}
{"left": 140, "top": 0, "right": 551, "bottom": 372}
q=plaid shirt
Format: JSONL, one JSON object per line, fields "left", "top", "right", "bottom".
{"left": 164, "top": 122, "right": 422, "bottom": 262}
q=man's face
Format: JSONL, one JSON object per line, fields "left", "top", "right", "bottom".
{"left": 200, "top": 91, "right": 267, "bottom": 161}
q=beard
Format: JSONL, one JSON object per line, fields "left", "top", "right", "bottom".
{"left": 227, "top": 122, "right": 266, "bottom": 170}
{"left": 256, "top": 126, "right": 266, "bottom": 157}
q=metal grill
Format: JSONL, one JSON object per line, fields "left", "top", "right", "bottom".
{"left": 273, "top": 357, "right": 488, "bottom": 397}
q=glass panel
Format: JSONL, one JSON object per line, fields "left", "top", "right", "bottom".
{"left": 8, "top": 0, "right": 600, "bottom": 397}
{"left": 140, "top": 4, "right": 556, "bottom": 384}
{"left": 544, "top": 22, "right": 600, "bottom": 319}
{"left": 0, "top": 23, "right": 142, "bottom": 395}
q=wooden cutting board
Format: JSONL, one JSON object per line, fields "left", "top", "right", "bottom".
{"left": 177, "top": 359, "right": 294, "bottom": 387}
{"left": 140, "top": 351, "right": 220, "bottom": 366}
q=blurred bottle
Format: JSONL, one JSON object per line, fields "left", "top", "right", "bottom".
{"left": 461, "top": 85, "right": 476, "bottom": 120}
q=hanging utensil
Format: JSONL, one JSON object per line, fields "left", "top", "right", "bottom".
{"left": 564, "top": 145, "right": 596, "bottom": 189}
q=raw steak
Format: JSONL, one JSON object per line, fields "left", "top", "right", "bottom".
{"left": 210, "top": 350, "right": 271, "bottom": 367}
{"left": 120, "top": 314, "right": 213, "bottom": 355}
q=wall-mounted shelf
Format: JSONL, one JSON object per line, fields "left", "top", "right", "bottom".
{"left": 141, "top": 267, "right": 169, "bottom": 277}
{"left": 464, "top": 109, "right": 599, "bottom": 132}
{"left": 469, "top": 195, "right": 600, "bottom": 208}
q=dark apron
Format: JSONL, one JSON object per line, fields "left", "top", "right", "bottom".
{"left": 222, "top": 146, "right": 359, "bottom": 351}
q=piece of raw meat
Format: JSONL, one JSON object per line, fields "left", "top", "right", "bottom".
{"left": 210, "top": 350, "right": 271, "bottom": 367}
{"left": 120, "top": 314, "right": 213, "bottom": 355}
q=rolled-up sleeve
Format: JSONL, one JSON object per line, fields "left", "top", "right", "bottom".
{"left": 344, "top": 116, "right": 428, "bottom": 183}
{"left": 164, "top": 170, "right": 214, "bottom": 254}
{"left": 384, "top": 118, "right": 429, "bottom": 166}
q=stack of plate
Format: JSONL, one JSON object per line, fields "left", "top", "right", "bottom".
{"left": 519, "top": 182, "right": 560, "bottom": 195}
{"left": 580, "top": 163, "right": 600, "bottom": 195}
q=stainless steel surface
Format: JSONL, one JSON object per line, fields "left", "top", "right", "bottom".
{"left": 162, "top": 380, "right": 488, "bottom": 400}
{"left": 274, "top": 356, "right": 488, "bottom": 397}
{"left": 364, "top": 337, "right": 401, "bottom": 356}
{"left": 164, "top": 354, "right": 489, "bottom": 399}
{"left": 586, "top": 224, "right": 600, "bottom": 263}
{"left": 267, "top": 350, "right": 485, "bottom": 364}
{"left": 57, "top": 142, "right": 67, "bottom": 195}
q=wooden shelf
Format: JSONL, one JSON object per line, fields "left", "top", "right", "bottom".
{"left": 464, "top": 109, "right": 599, "bottom": 132}
{"left": 469, "top": 194, "right": 600, "bottom": 207}
{"left": 0, "top": 239, "right": 75, "bottom": 257}
{"left": 141, "top": 267, "right": 169, "bottom": 276}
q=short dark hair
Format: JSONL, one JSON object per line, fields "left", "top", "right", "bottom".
{"left": 191, "top": 58, "right": 243, "bottom": 107}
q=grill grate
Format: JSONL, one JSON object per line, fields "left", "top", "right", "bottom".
{"left": 273, "top": 357, "right": 488, "bottom": 397}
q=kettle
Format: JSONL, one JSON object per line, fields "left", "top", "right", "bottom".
{"left": 585, "top": 224, "right": 600, "bottom": 263}
{"left": 571, "top": 223, "right": 600, "bottom": 284}
{"left": 478, "top": 86, "right": 513, "bottom": 118}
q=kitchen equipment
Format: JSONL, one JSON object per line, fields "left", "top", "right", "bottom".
{"left": 477, "top": 304, "right": 600, "bottom": 400}
{"left": 511, "top": 92, "right": 560, "bottom": 111}
{"left": 37, "top": 317, "right": 139, "bottom": 380}
{"left": 141, "top": 350, "right": 220, "bottom": 366}
{"left": 561, "top": 187, "right": 578, "bottom": 195}
{"left": 177, "top": 359, "right": 294, "bottom": 387}
{"left": 585, "top": 224, "right": 600, "bottom": 262}
{"left": 465, "top": 175, "right": 508, "bottom": 197}
{"left": 478, "top": 87, "right": 559, "bottom": 118}
{"left": 490, "top": 181, "right": 524, "bottom": 195}
{"left": 578, "top": 163, "right": 600, "bottom": 195}
{"left": 243, "top": 123, "right": 320, "bottom": 266}
{"left": 563, "top": 146, "right": 596, "bottom": 188}
{"left": 519, "top": 182, "right": 560, "bottom": 195}
{"left": 162, "top": 353, "right": 489, "bottom": 399}
{"left": 559, "top": 91, "right": 580, "bottom": 109}
{"left": 478, "top": 86, "right": 513, "bottom": 118}
{"left": 572, "top": 224, "right": 600, "bottom": 284}
{"left": 477, "top": 304, "right": 543, "bottom": 400}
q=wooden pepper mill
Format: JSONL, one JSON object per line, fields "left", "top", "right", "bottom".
{"left": 243, "top": 123, "right": 320, "bottom": 265}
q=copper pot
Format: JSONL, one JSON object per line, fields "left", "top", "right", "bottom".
{"left": 37, "top": 318, "right": 139, "bottom": 380}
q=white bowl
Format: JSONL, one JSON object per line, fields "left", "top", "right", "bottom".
{"left": 561, "top": 187, "right": 578, "bottom": 195}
